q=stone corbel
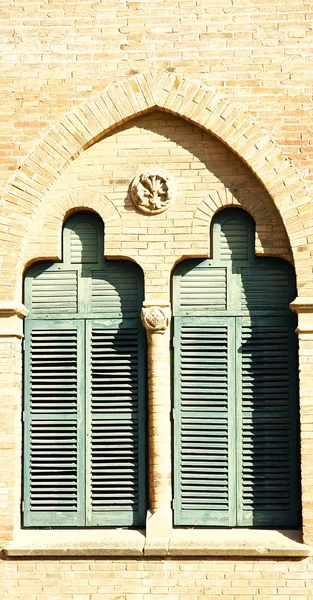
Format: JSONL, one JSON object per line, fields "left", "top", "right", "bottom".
{"left": 141, "top": 303, "right": 171, "bottom": 333}
{"left": 0, "top": 303, "right": 29, "bottom": 338}
{"left": 290, "top": 297, "right": 313, "bottom": 333}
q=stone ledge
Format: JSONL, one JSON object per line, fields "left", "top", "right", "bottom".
{"left": 3, "top": 529, "right": 311, "bottom": 558}
{"left": 167, "top": 529, "right": 311, "bottom": 558}
{"left": 3, "top": 529, "right": 145, "bottom": 557}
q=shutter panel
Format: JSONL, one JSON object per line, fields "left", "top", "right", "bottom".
{"left": 30, "top": 269, "right": 78, "bottom": 314}
{"left": 23, "top": 320, "right": 85, "bottom": 526}
{"left": 237, "top": 317, "right": 299, "bottom": 526}
{"left": 176, "top": 264, "right": 227, "bottom": 314}
{"left": 174, "top": 317, "right": 235, "bottom": 526}
{"left": 86, "top": 320, "right": 145, "bottom": 526}
{"left": 91, "top": 264, "right": 142, "bottom": 317}
{"left": 241, "top": 266, "right": 290, "bottom": 312}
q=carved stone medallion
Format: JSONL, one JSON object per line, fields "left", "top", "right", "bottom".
{"left": 130, "top": 169, "right": 176, "bottom": 215}
{"left": 141, "top": 306, "right": 170, "bottom": 332}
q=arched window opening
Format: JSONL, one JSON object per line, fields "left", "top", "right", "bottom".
{"left": 23, "top": 212, "right": 146, "bottom": 527}
{"left": 172, "top": 208, "right": 300, "bottom": 528}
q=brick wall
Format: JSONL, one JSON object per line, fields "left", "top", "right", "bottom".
{"left": 1, "top": 1, "right": 313, "bottom": 598}
{"left": 1, "top": 557, "right": 313, "bottom": 599}
{"left": 1, "top": 0, "right": 313, "bottom": 192}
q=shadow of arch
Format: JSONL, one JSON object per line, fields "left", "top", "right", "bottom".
{"left": 2, "top": 69, "right": 310, "bottom": 300}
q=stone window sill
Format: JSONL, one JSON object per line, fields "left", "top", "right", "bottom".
{"left": 3, "top": 528, "right": 311, "bottom": 558}
{"left": 166, "top": 529, "right": 311, "bottom": 558}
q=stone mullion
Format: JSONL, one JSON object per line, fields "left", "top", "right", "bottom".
{"left": 141, "top": 303, "right": 172, "bottom": 552}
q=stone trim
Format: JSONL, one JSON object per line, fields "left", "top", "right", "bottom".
{"left": 4, "top": 529, "right": 311, "bottom": 558}
{"left": 0, "top": 303, "right": 29, "bottom": 317}
{"left": 0, "top": 303, "right": 29, "bottom": 338}
{"left": 290, "top": 297, "right": 313, "bottom": 333}
{"left": 2, "top": 69, "right": 310, "bottom": 297}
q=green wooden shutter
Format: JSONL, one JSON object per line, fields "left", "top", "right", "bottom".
{"left": 173, "top": 208, "right": 299, "bottom": 528}
{"left": 86, "top": 321, "right": 145, "bottom": 526}
{"left": 237, "top": 317, "right": 299, "bottom": 527}
{"left": 174, "top": 317, "right": 236, "bottom": 526}
{"left": 23, "top": 212, "right": 146, "bottom": 527}
{"left": 23, "top": 320, "right": 85, "bottom": 526}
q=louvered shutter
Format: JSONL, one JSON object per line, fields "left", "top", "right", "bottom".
{"left": 86, "top": 321, "right": 145, "bottom": 526}
{"left": 23, "top": 212, "right": 146, "bottom": 528}
{"left": 23, "top": 320, "right": 85, "bottom": 526}
{"left": 237, "top": 317, "right": 299, "bottom": 527}
{"left": 173, "top": 208, "right": 299, "bottom": 528}
{"left": 174, "top": 317, "right": 236, "bottom": 526}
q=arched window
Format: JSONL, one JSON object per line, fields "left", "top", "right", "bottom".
{"left": 23, "top": 212, "right": 146, "bottom": 527}
{"left": 172, "top": 208, "right": 300, "bottom": 527}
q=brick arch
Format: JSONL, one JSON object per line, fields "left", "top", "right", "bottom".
{"left": 23, "top": 189, "right": 121, "bottom": 268}
{"left": 192, "top": 188, "right": 293, "bottom": 263}
{"left": 1, "top": 68, "right": 311, "bottom": 300}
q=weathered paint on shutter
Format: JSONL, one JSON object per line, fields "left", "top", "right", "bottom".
{"left": 86, "top": 321, "right": 146, "bottom": 526}
{"left": 23, "top": 320, "right": 85, "bottom": 526}
{"left": 173, "top": 317, "right": 236, "bottom": 526}
{"left": 23, "top": 212, "right": 146, "bottom": 527}
{"left": 173, "top": 207, "right": 299, "bottom": 527}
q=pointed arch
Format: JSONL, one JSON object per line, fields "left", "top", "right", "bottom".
{"left": 1, "top": 69, "right": 311, "bottom": 298}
